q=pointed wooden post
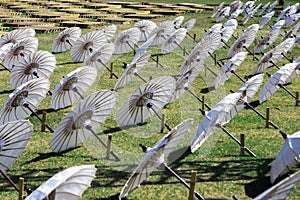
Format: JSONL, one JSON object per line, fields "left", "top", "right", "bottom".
{"left": 265, "top": 107, "right": 270, "bottom": 128}
{"left": 110, "top": 63, "right": 114, "bottom": 79}
{"left": 41, "top": 111, "right": 47, "bottom": 132}
{"left": 18, "top": 177, "right": 24, "bottom": 200}
{"left": 156, "top": 55, "right": 159, "bottom": 67}
{"left": 160, "top": 114, "right": 165, "bottom": 133}
{"left": 193, "top": 33, "right": 196, "bottom": 41}
{"left": 106, "top": 134, "right": 112, "bottom": 159}
{"left": 201, "top": 96, "right": 205, "bottom": 111}
{"left": 296, "top": 92, "right": 299, "bottom": 106}
{"left": 240, "top": 134, "right": 245, "bottom": 156}
{"left": 183, "top": 46, "right": 186, "bottom": 56}
{"left": 188, "top": 171, "right": 197, "bottom": 200}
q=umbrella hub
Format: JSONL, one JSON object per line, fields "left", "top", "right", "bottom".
{"left": 168, "top": 35, "right": 177, "bottom": 44}
{"left": 120, "top": 35, "right": 130, "bottom": 43}
{"left": 90, "top": 52, "right": 102, "bottom": 62}
{"left": 63, "top": 76, "right": 78, "bottom": 91}
{"left": 127, "top": 64, "right": 137, "bottom": 74}
{"left": 135, "top": 92, "right": 154, "bottom": 107}
{"left": 60, "top": 33, "right": 71, "bottom": 43}
{"left": 83, "top": 41, "right": 93, "bottom": 52}
{"left": 72, "top": 109, "right": 94, "bottom": 130}
{"left": 262, "top": 52, "right": 273, "bottom": 63}
{"left": 12, "top": 45, "right": 25, "bottom": 56}
{"left": 0, "top": 139, "right": 4, "bottom": 152}
{"left": 9, "top": 89, "right": 29, "bottom": 107}
{"left": 236, "top": 38, "right": 247, "bottom": 49}
{"left": 25, "top": 63, "right": 39, "bottom": 75}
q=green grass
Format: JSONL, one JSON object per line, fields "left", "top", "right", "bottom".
{"left": 1, "top": 1, "right": 300, "bottom": 200}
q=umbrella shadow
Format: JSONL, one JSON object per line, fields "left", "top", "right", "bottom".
{"left": 200, "top": 86, "right": 216, "bottom": 94}
{"left": 0, "top": 89, "right": 14, "bottom": 95}
{"left": 244, "top": 176, "right": 272, "bottom": 198}
{"left": 246, "top": 100, "right": 260, "bottom": 109}
{"left": 35, "top": 107, "right": 71, "bottom": 115}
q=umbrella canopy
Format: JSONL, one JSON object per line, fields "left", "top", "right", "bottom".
{"left": 25, "top": 165, "right": 96, "bottom": 200}
{"left": 9, "top": 50, "right": 56, "bottom": 88}
{"left": 169, "top": 64, "right": 202, "bottom": 103}
{"left": 114, "top": 50, "right": 151, "bottom": 91}
{"left": 82, "top": 43, "right": 114, "bottom": 70}
{"left": 285, "top": 59, "right": 300, "bottom": 83}
{"left": 216, "top": 6, "right": 230, "bottom": 22}
{"left": 161, "top": 28, "right": 187, "bottom": 54}
{"left": 267, "top": 1, "right": 277, "bottom": 13}
{"left": 0, "top": 78, "right": 50, "bottom": 125}
{"left": 4, "top": 37, "right": 39, "bottom": 71}
{"left": 51, "top": 65, "right": 98, "bottom": 110}
{"left": 254, "top": 20, "right": 285, "bottom": 54}
{"left": 270, "top": 130, "right": 300, "bottom": 184}
{"left": 181, "top": 18, "right": 196, "bottom": 32}
{"left": 116, "top": 76, "right": 175, "bottom": 128}
{"left": 0, "top": 28, "right": 35, "bottom": 47}
{"left": 173, "top": 16, "right": 184, "bottom": 29}
{"left": 259, "top": 64, "right": 295, "bottom": 103}
{"left": 282, "top": 22, "right": 300, "bottom": 42}
{"left": 285, "top": 13, "right": 300, "bottom": 28}
{"left": 259, "top": 11, "right": 275, "bottom": 29}
{"left": 190, "top": 92, "right": 245, "bottom": 153}
{"left": 0, "top": 43, "right": 13, "bottom": 64}
{"left": 113, "top": 27, "right": 141, "bottom": 55}
{"left": 0, "top": 120, "right": 32, "bottom": 171}
{"left": 211, "top": 2, "right": 225, "bottom": 18}
{"left": 236, "top": 73, "right": 264, "bottom": 102}
{"left": 216, "top": 19, "right": 238, "bottom": 50}
{"left": 70, "top": 30, "right": 107, "bottom": 62}
{"left": 50, "top": 90, "right": 116, "bottom": 152}
{"left": 148, "top": 20, "right": 175, "bottom": 47}
{"left": 133, "top": 20, "right": 157, "bottom": 42}
{"left": 100, "top": 24, "right": 117, "bottom": 42}
{"left": 254, "top": 169, "right": 300, "bottom": 200}
{"left": 215, "top": 51, "right": 248, "bottom": 89}
{"left": 258, "top": 2, "right": 271, "bottom": 16}
{"left": 119, "top": 118, "right": 193, "bottom": 199}
{"left": 52, "top": 27, "right": 82, "bottom": 53}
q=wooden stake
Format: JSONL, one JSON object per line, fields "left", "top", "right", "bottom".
{"left": 201, "top": 96, "right": 205, "bottom": 111}
{"left": 18, "top": 177, "right": 24, "bottom": 200}
{"left": 41, "top": 111, "right": 47, "bottom": 132}
{"left": 183, "top": 46, "right": 186, "bottom": 56}
{"left": 296, "top": 92, "right": 299, "bottom": 106}
{"left": 193, "top": 33, "right": 196, "bottom": 41}
{"left": 156, "top": 55, "right": 159, "bottom": 67}
{"left": 160, "top": 114, "right": 165, "bottom": 133}
{"left": 106, "top": 134, "right": 112, "bottom": 159}
{"left": 266, "top": 107, "right": 270, "bottom": 128}
{"left": 188, "top": 171, "right": 197, "bottom": 200}
{"left": 110, "top": 63, "right": 113, "bottom": 79}
{"left": 240, "top": 134, "right": 245, "bottom": 156}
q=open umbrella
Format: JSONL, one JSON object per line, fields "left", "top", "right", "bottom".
{"left": 9, "top": 50, "right": 56, "bottom": 88}
{"left": 216, "top": 6, "right": 230, "bottom": 22}
{"left": 254, "top": 169, "right": 300, "bottom": 200}
{"left": 267, "top": 1, "right": 277, "bottom": 13}
{"left": 173, "top": 16, "right": 184, "bottom": 29}
{"left": 270, "top": 130, "right": 300, "bottom": 184}
{"left": 52, "top": 27, "right": 81, "bottom": 53}
{"left": 259, "top": 11, "right": 275, "bottom": 29}
{"left": 51, "top": 65, "right": 98, "bottom": 110}
{"left": 82, "top": 42, "right": 114, "bottom": 70}
{"left": 161, "top": 28, "right": 187, "bottom": 54}
{"left": 25, "top": 165, "right": 96, "bottom": 200}
{"left": 134, "top": 20, "right": 157, "bottom": 42}
{"left": 0, "top": 28, "right": 35, "bottom": 47}
{"left": 4, "top": 37, "right": 39, "bottom": 71}
{"left": 0, "top": 43, "right": 13, "bottom": 64}
{"left": 100, "top": 24, "right": 117, "bottom": 42}
{"left": 50, "top": 90, "right": 117, "bottom": 155}
{"left": 113, "top": 27, "right": 141, "bottom": 55}
{"left": 0, "top": 120, "right": 32, "bottom": 171}
{"left": 211, "top": 2, "right": 225, "bottom": 18}
{"left": 215, "top": 51, "right": 248, "bottom": 88}
{"left": 259, "top": 63, "right": 296, "bottom": 103}
{"left": 216, "top": 19, "right": 238, "bottom": 50}
{"left": 254, "top": 20, "right": 285, "bottom": 54}
{"left": 258, "top": 2, "right": 271, "bottom": 16}
{"left": 116, "top": 76, "right": 175, "bottom": 129}
{"left": 190, "top": 92, "right": 246, "bottom": 153}
{"left": 181, "top": 18, "right": 196, "bottom": 33}
{"left": 282, "top": 22, "right": 300, "bottom": 42}
{"left": 119, "top": 119, "right": 204, "bottom": 200}
{"left": 148, "top": 20, "right": 175, "bottom": 47}
{"left": 114, "top": 50, "right": 151, "bottom": 90}
{"left": 0, "top": 78, "right": 50, "bottom": 125}
{"left": 70, "top": 30, "right": 107, "bottom": 62}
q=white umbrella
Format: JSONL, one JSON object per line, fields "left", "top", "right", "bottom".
{"left": 282, "top": 22, "right": 300, "bottom": 42}
{"left": 285, "top": 13, "right": 300, "bottom": 28}
{"left": 114, "top": 50, "right": 151, "bottom": 91}
{"left": 254, "top": 169, "right": 300, "bottom": 200}
{"left": 0, "top": 43, "right": 13, "bottom": 65}
{"left": 70, "top": 30, "right": 107, "bottom": 62}
{"left": 267, "top": 1, "right": 277, "bottom": 12}
{"left": 101, "top": 24, "right": 117, "bottom": 42}
{"left": 25, "top": 165, "right": 96, "bottom": 200}
{"left": 285, "top": 59, "right": 300, "bottom": 84}
{"left": 4, "top": 37, "right": 39, "bottom": 70}
{"left": 259, "top": 64, "right": 295, "bottom": 103}
{"left": 181, "top": 18, "right": 196, "bottom": 32}
{"left": 113, "top": 27, "right": 141, "bottom": 55}
{"left": 215, "top": 51, "right": 248, "bottom": 89}
{"left": 270, "top": 130, "right": 300, "bottom": 184}
{"left": 254, "top": 20, "right": 285, "bottom": 54}
{"left": 148, "top": 20, "right": 175, "bottom": 47}
{"left": 161, "top": 28, "right": 187, "bottom": 54}
{"left": 0, "top": 28, "right": 35, "bottom": 47}
{"left": 216, "top": 6, "right": 230, "bottom": 22}
{"left": 211, "top": 2, "right": 225, "bottom": 18}
{"left": 259, "top": 11, "right": 275, "bottom": 29}
{"left": 190, "top": 92, "right": 245, "bottom": 153}
{"left": 133, "top": 20, "right": 157, "bottom": 42}
{"left": 119, "top": 119, "right": 204, "bottom": 200}
{"left": 9, "top": 50, "right": 56, "bottom": 88}
{"left": 52, "top": 27, "right": 81, "bottom": 53}
{"left": 50, "top": 90, "right": 117, "bottom": 153}
{"left": 258, "top": 2, "right": 271, "bottom": 16}
{"left": 116, "top": 76, "right": 175, "bottom": 128}
{"left": 216, "top": 19, "right": 238, "bottom": 50}
{"left": 83, "top": 43, "right": 114, "bottom": 70}
{"left": 51, "top": 66, "right": 98, "bottom": 110}
{"left": 0, "top": 120, "right": 33, "bottom": 171}
{"left": 173, "top": 15, "right": 184, "bottom": 29}
{"left": 0, "top": 78, "right": 50, "bottom": 125}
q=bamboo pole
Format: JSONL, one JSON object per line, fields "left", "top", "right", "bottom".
{"left": 18, "top": 177, "right": 24, "bottom": 200}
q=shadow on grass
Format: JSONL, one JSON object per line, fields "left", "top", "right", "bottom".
{"left": 0, "top": 89, "right": 14, "bottom": 95}
{"left": 200, "top": 86, "right": 215, "bottom": 94}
